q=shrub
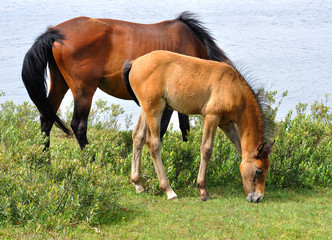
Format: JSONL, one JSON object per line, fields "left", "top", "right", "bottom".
{"left": 267, "top": 94, "right": 332, "bottom": 188}
{"left": 0, "top": 99, "right": 121, "bottom": 228}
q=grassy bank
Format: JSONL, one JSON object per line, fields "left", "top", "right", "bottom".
{"left": 0, "top": 90, "right": 331, "bottom": 239}
{"left": 1, "top": 185, "right": 331, "bottom": 239}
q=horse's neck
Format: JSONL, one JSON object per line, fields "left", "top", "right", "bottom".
{"left": 236, "top": 93, "right": 264, "bottom": 160}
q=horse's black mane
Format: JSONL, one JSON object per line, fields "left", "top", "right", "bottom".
{"left": 177, "top": 11, "right": 231, "bottom": 63}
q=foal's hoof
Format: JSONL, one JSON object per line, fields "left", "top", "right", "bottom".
{"left": 200, "top": 195, "right": 211, "bottom": 201}
{"left": 166, "top": 191, "right": 178, "bottom": 200}
{"left": 136, "top": 186, "right": 145, "bottom": 193}
{"left": 132, "top": 183, "right": 145, "bottom": 193}
{"left": 168, "top": 196, "right": 179, "bottom": 201}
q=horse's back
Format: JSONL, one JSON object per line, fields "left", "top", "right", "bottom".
{"left": 51, "top": 17, "right": 208, "bottom": 99}
{"left": 53, "top": 16, "right": 207, "bottom": 59}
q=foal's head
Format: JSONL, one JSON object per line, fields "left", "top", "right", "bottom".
{"left": 240, "top": 142, "right": 274, "bottom": 203}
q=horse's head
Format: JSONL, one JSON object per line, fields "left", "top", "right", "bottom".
{"left": 240, "top": 141, "right": 274, "bottom": 203}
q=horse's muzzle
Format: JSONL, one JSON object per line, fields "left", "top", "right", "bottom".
{"left": 247, "top": 192, "right": 264, "bottom": 203}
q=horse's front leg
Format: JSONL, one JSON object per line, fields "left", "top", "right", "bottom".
{"left": 197, "top": 114, "right": 219, "bottom": 201}
{"left": 145, "top": 113, "right": 177, "bottom": 200}
{"left": 131, "top": 110, "right": 147, "bottom": 193}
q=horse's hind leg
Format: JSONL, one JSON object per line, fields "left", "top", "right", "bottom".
{"left": 197, "top": 114, "right": 219, "bottom": 201}
{"left": 160, "top": 108, "right": 190, "bottom": 142}
{"left": 41, "top": 61, "right": 69, "bottom": 149}
{"left": 131, "top": 110, "right": 147, "bottom": 193}
{"left": 160, "top": 108, "right": 174, "bottom": 140}
{"left": 71, "top": 91, "right": 95, "bottom": 150}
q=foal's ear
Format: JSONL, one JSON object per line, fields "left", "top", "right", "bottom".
{"left": 255, "top": 141, "right": 275, "bottom": 158}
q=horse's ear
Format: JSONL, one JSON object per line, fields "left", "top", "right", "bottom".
{"left": 257, "top": 142, "right": 266, "bottom": 155}
{"left": 265, "top": 141, "right": 275, "bottom": 155}
{"left": 255, "top": 141, "right": 275, "bottom": 158}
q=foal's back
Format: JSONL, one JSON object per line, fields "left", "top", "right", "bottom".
{"left": 129, "top": 50, "right": 245, "bottom": 117}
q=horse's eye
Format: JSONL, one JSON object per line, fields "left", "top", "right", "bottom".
{"left": 255, "top": 169, "right": 263, "bottom": 176}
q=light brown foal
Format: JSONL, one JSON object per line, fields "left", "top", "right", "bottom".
{"left": 123, "top": 50, "right": 274, "bottom": 202}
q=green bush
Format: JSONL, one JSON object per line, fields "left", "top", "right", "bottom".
{"left": 267, "top": 95, "right": 332, "bottom": 188}
{"left": 0, "top": 99, "right": 121, "bottom": 229}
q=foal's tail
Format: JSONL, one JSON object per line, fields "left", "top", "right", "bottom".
{"left": 177, "top": 11, "right": 231, "bottom": 63}
{"left": 22, "top": 28, "right": 71, "bottom": 135}
{"left": 122, "top": 60, "right": 140, "bottom": 106}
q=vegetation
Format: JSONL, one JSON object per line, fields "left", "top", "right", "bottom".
{"left": 0, "top": 89, "right": 331, "bottom": 239}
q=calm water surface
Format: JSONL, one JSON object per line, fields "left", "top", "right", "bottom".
{"left": 0, "top": 0, "right": 331, "bottom": 128}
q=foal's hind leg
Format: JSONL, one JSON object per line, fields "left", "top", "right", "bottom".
{"left": 197, "top": 114, "right": 219, "bottom": 201}
{"left": 131, "top": 110, "right": 147, "bottom": 193}
{"left": 41, "top": 62, "right": 69, "bottom": 149}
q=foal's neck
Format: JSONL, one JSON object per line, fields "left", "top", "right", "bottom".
{"left": 237, "top": 89, "right": 264, "bottom": 160}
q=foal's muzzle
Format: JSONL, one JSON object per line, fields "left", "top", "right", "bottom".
{"left": 247, "top": 192, "right": 264, "bottom": 203}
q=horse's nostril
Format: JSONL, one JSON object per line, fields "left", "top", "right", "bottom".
{"left": 255, "top": 196, "right": 263, "bottom": 203}
{"left": 247, "top": 193, "right": 254, "bottom": 202}
{"left": 255, "top": 169, "right": 263, "bottom": 176}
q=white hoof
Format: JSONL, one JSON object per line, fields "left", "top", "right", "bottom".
{"left": 132, "top": 182, "right": 145, "bottom": 193}
{"left": 166, "top": 190, "right": 178, "bottom": 200}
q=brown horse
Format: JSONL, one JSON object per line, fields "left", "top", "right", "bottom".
{"left": 123, "top": 50, "right": 275, "bottom": 202}
{"left": 22, "top": 12, "right": 230, "bottom": 150}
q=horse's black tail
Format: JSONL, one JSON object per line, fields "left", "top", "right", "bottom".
{"left": 177, "top": 11, "right": 232, "bottom": 63}
{"left": 22, "top": 28, "right": 71, "bottom": 135}
{"left": 122, "top": 60, "right": 140, "bottom": 106}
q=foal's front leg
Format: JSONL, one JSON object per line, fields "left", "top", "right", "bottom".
{"left": 197, "top": 114, "right": 219, "bottom": 201}
{"left": 131, "top": 111, "right": 147, "bottom": 193}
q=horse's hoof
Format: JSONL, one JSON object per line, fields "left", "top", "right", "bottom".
{"left": 136, "top": 186, "right": 145, "bottom": 193}
{"left": 168, "top": 196, "right": 179, "bottom": 201}
{"left": 132, "top": 183, "right": 145, "bottom": 193}
{"left": 166, "top": 191, "right": 178, "bottom": 200}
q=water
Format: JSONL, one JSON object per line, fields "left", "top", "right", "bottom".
{"left": 1, "top": 0, "right": 331, "bottom": 129}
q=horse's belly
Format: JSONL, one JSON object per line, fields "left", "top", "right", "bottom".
{"left": 98, "top": 75, "right": 132, "bottom": 100}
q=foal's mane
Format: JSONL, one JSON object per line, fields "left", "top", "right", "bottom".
{"left": 231, "top": 64, "right": 275, "bottom": 143}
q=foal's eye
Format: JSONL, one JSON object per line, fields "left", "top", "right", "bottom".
{"left": 255, "top": 169, "right": 263, "bottom": 176}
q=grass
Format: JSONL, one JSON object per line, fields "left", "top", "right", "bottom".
{"left": 1, "top": 183, "right": 331, "bottom": 239}
{"left": 0, "top": 94, "right": 331, "bottom": 239}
